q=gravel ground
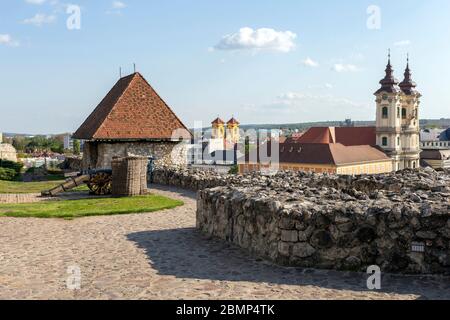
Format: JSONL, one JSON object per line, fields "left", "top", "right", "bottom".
{"left": 0, "top": 185, "right": 449, "bottom": 300}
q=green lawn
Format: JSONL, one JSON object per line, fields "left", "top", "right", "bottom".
{"left": 0, "top": 195, "right": 184, "bottom": 219}
{"left": 0, "top": 180, "right": 66, "bottom": 194}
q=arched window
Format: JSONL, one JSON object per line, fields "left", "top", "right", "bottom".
{"left": 382, "top": 137, "right": 388, "bottom": 146}
{"left": 382, "top": 107, "right": 388, "bottom": 119}
{"left": 397, "top": 136, "right": 400, "bottom": 146}
{"left": 402, "top": 108, "right": 407, "bottom": 119}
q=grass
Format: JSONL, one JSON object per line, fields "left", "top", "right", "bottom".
{"left": 0, "top": 195, "right": 184, "bottom": 219}
{"left": 0, "top": 180, "right": 66, "bottom": 194}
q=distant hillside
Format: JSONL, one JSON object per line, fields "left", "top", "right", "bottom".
{"left": 239, "top": 118, "right": 450, "bottom": 132}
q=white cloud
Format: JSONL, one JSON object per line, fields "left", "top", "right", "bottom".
{"left": 214, "top": 27, "right": 297, "bottom": 53}
{"left": 112, "top": 1, "right": 126, "bottom": 9}
{"left": 25, "top": 0, "right": 47, "bottom": 4}
{"left": 23, "top": 13, "right": 56, "bottom": 26}
{"left": 302, "top": 57, "right": 319, "bottom": 67}
{"left": 394, "top": 40, "right": 411, "bottom": 47}
{"left": 0, "top": 34, "right": 20, "bottom": 47}
{"left": 332, "top": 63, "right": 360, "bottom": 73}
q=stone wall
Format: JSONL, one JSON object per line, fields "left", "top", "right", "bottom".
{"left": 82, "top": 141, "right": 188, "bottom": 170}
{"left": 195, "top": 169, "right": 450, "bottom": 274}
{"left": 59, "top": 156, "right": 83, "bottom": 171}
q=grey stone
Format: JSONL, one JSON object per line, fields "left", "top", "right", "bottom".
{"left": 292, "top": 243, "right": 316, "bottom": 258}
{"left": 281, "top": 230, "right": 298, "bottom": 242}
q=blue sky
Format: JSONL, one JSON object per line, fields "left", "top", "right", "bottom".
{"left": 1, "top": 0, "right": 450, "bottom": 134}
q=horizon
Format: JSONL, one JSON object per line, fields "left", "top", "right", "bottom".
{"left": 1, "top": 0, "right": 450, "bottom": 134}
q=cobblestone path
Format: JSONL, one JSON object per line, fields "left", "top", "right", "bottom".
{"left": 0, "top": 185, "right": 449, "bottom": 300}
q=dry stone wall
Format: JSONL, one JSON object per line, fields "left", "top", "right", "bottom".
{"left": 82, "top": 141, "right": 188, "bottom": 170}
{"left": 154, "top": 166, "right": 450, "bottom": 274}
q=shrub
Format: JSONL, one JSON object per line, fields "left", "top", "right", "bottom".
{"left": 0, "top": 160, "right": 24, "bottom": 175}
{"left": 228, "top": 165, "right": 239, "bottom": 174}
{"left": 0, "top": 168, "right": 18, "bottom": 181}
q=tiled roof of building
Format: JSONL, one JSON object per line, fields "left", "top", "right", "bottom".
{"left": 73, "top": 73, "right": 189, "bottom": 140}
{"left": 421, "top": 128, "right": 450, "bottom": 142}
{"left": 286, "top": 127, "right": 376, "bottom": 146}
{"left": 243, "top": 141, "right": 390, "bottom": 166}
{"left": 278, "top": 143, "right": 390, "bottom": 165}
{"left": 421, "top": 149, "right": 450, "bottom": 161}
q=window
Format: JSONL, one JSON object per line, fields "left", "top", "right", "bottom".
{"left": 397, "top": 136, "right": 400, "bottom": 146}
{"left": 397, "top": 107, "right": 400, "bottom": 118}
{"left": 382, "top": 107, "right": 388, "bottom": 119}
{"left": 402, "top": 108, "right": 407, "bottom": 119}
{"left": 382, "top": 137, "right": 388, "bottom": 146}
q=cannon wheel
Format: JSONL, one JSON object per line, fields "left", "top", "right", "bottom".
{"left": 87, "top": 172, "right": 112, "bottom": 195}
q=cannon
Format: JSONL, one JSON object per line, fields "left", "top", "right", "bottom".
{"left": 41, "top": 157, "right": 155, "bottom": 197}
{"left": 41, "top": 169, "right": 113, "bottom": 197}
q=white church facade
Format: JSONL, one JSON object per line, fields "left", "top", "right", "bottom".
{"left": 375, "top": 54, "right": 421, "bottom": 171}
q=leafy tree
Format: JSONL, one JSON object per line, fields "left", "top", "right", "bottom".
{"left": 73, "top": 139, "right": 81, "bottom": 155}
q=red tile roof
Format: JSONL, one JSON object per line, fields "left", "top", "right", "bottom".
{"left": 287, "top": 127, "right": 376, "bottom": 146}
{"left": 245, "top": 142, "right": 390, "bottom": 166}
{"left": 73, "top": 73, "right": 190, "bottom": 140}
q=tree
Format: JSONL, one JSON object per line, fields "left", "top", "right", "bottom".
{"left": 73, "top": 139, "right": 81, "bottom": 155}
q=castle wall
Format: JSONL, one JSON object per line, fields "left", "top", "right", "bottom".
{"left": 82, "top": 141, "right": 188, "bottom": 170}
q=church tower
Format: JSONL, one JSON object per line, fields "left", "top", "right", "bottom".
{"left": 226, "top": 117, "right": 240, "bottom": 143}
{"left": 375, "top": 52, "right": 421, "bottom": 171}
{"left": 211, "top": 117, "right": 225, "bottom": 139}
{"left": 398, "top": 55, "right": 421, "bottom": 169}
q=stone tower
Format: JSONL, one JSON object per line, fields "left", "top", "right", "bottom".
{"left": 375, "top": 53, "right": 421, "bottom": 171}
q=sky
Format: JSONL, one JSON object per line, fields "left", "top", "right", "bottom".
{"left": 1, "top": 0, "right": 450, "bottom": 134}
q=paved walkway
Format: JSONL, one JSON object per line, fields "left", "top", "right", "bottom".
{"left": 0, "top": 192, "right": 109, "bottom": 204}
{"left": 0, "top": 185, "right": 449, "bottom": 300}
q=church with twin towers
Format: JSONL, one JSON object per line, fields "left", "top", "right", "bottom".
{"left": 375, "top": 52, "right": 421, "bottom": 171}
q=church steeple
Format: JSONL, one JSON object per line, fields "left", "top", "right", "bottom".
{"left": 375, "top": 49, "right": 401, "bottom": 94}
{"left": 399, "top": 54, "right": 418, "bottom": 95}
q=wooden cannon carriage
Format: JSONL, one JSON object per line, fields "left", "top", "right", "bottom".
{"left": 42, "top": 169, "right": 113, "bottom": 197}
{"left": 41, "top": 157, "right": 155, "bottom": 197}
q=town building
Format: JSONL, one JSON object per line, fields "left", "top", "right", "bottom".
{"left": 420, "top": 127, "right": 450, "bottom": 170}
{"left": 188, "top": 117, "right": 242, "bottom": 167}
{"left": 420, "top": 128, "right": 450, "bottom": 149}
{"left": 239, "top": 127, "right": 392, "bottom": 175}
{"left": 63, "top": 133, "right": 84, "bottom": 152}
{"left": 73, "top": 72, "right": 191, "bottom": 170}
{"left": 239, "top": 54, "right": 421, "bottom": 175}
{"left": 420, "top": 149, "right": 450, "bottom": 170}
{"left": 0, "top": 143, "right": 17, "bottom": 162}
